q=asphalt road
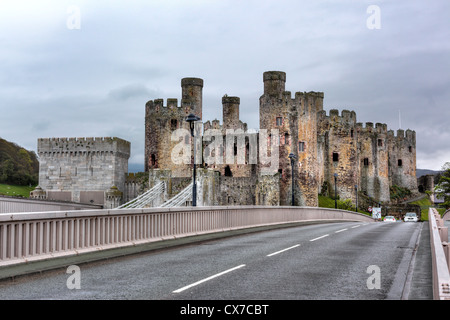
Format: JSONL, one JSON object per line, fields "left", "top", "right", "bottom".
{"left": 0, "top": 221, "right": 427, "bottom": 300}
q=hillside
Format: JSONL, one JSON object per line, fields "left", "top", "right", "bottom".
{"left": 0, "top": 137, "right": 39, "bottom": 186}
{"left": 417, "top": 168, "right": 441, "bottom": 178}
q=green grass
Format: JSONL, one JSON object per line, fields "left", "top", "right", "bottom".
{"left": 0, "top": 183, "right": 36, "bottom": 198}
{"left": 409, "top": 196, "right": 448, "bottom": 220}
{"left": 318, "top": 195, "right": 371, "bottom": 216}
{"left": 318, "top": 195, "right": 336, "bottom": 208}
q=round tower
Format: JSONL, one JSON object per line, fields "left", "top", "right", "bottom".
{"left": 263, "top": 71, "right": 286, "bottom": 97}
{"left": 222, "top": 96, "right": 240, "bottom": 130}
{"left": 181, "top": 77, "right": 203, "bottom": 119}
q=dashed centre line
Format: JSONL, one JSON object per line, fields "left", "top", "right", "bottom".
{"left": 173, "top": 264, "right": 246, "bottom": 293}
{"left": 309, "top": 234, "right": 329, "bottom": 242}
{"left": 267, "top": 244, "right": 300, "bottom": 257}
{"left": 173, "top": 223, "right": 368, "bottom": 294}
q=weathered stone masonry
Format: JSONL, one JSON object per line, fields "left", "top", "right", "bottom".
{"left": 35, "top": 137, "right": 130, "bottom": 208}
{"left": 145, "top": 71, "right": 418, "bottom": 207}
{"left": 32, "top": 71, "right": 418, "bottom": 209}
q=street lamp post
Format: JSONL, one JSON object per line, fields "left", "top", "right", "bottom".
{"left": 334, "top": 173, "right": 338, "bottom": 209}
{"left": 355, "top": 184, "right": 358, "bottom": 212}
{"left": 288, "top": 153, "right": 296, "bottom": 206}
{"left": 186, "top": 113, "right": 201, "bottom": 207}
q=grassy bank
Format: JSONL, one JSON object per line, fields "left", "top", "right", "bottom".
{"left": 410, "top": 196, "right": 446, "bottom": 220}
{"left": 0, "top": 183, "right": 35, "bottom": 198}
{"left": 318, "top": 195, "right": 371, "bottom": 216}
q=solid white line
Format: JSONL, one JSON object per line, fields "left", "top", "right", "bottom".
{"left": 335, "top": 228, "right": 348, "bottom": 233}
{"left": 267, "top": 244, "right": 300, "bottom": 257}
{"left": 173, "top": 264, "right": 246, "bottom": 293}
{"left": 310, "top": 234, "right": 329, "bottom": 242}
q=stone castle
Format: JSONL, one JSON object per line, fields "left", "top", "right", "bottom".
{"left": 32, "top": 71, "right": 418, "bottom": 209}
{"left": 144, "top": 71, "right": 418, "bottom": 207}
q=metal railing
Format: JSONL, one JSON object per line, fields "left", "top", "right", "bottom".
{"left": 428, "top": 208, "right": 450, "bottom": 299}
{"left": 0, "top": 206, "right": 374, "bottom": 269}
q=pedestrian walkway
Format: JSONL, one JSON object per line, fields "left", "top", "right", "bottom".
{"left": 407, "top": 221, "right": 433, "bottom": 299}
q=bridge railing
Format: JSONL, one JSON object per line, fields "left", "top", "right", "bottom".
{"left": 428, "top": 208, "right": 450, "bottom": 299}
{"left": 0, "top": 206, "right": 374, "bottom": 271}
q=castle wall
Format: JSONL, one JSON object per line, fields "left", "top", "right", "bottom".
{"left": 37, "top": 137, "right": 130, "bottom": 205}
{"left": 255, "top": 173, "right": 280, "bottom": 206}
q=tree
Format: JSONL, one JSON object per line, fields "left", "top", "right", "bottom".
{"left": 435, "top": 162, "right": 450, "bottom": 209}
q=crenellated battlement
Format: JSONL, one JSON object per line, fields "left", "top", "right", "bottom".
{"left": 356, "top": 122, "right": 388, "bottom": 134}
{"left": 38, "top": 136, "right": 130, "bottom": 157}
{"left": 318, "top": 109, "right": 357, "bottom": 130}
{"left": 146, "top": 98, "right": 190, "bottom": 113}
{"left": 387, "top": 129, "right": 416, "bottom": 146}
{"left": 203, "top": 118, "right": 248, "bottom": 132}
{"left": 204, "top": 119, "right": 223, "bottom": 131}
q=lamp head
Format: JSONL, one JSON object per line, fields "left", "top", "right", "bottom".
{"left": 186, "top": 113, "right": 201, "bottom": 132}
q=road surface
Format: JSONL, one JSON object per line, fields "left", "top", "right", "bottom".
{"left": 0, "top": 220, "right": 428, "bottom": 301}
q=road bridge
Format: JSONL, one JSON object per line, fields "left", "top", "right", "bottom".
{"left": 0, "top": 206, "right": 446, "bottom": 304}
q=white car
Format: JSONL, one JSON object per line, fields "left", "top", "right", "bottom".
{"left": 384, "top": 215, "right": 396, "bottom": 222}
{"left": 404, "top": 212, "right": 418, "bottom": 222}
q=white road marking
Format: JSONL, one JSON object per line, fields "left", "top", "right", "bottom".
{"left": 310, "top": 234, "right": 329, "bottom": 242}
{"left": 173, "top": 264, "right": 246, "bottom": 293}
{"left": 267, "top": 244, "right": 300, "bottom": 257}
{"left": 351, "top": 225, "right": 362, "bottom": 228}
{"left": 335, "top": 228, "right": 348, "bottom": 233}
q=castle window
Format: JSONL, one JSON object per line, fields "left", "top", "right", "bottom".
{"left": 363, "top": 158, "right": 369, "bottom": 166}
{"left": 351, "top": 129, "right": 354, "bottom": 138}
{"left": 276, "top": 117, "right": 283, "bottom": 126}
{"left": 409, "top": 146, "right": 412, "bottom": 153}
{"left": 333, "top": 152, "right": 339, "bottom": 162}
{"left": 224, "top": 165, "right": 233, "bottom": 177}
{"left": 377, "top": 139, "right": 383, "bottom": 147}
{"left": 171, "top": 119, "right": 178, "bottom": 130}
{"left": 151, "top": 154, "right": 156, "bottom": 167}
{"left": 398, "top": 159, "right": 403, "bottom": 167}
{"left": 285, "top": 133, "right": 290, "bottom": 145}
{"left": 299, "top": 141, "right": 305, "bottom": 152}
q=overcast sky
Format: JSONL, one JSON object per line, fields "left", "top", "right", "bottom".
{"left": 0, "top": 0, "right": 449, "bottom": 172}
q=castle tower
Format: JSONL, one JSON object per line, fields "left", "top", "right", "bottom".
{"left": 37, "top": 137, "right": 130, "bottom": 205}
{"left": 295, "top": 91, "right": 323, "bottom": 207}
{"left": 181, "top": 77, "right": 203, "bottom": 119}
{"left": 145, "top": 77, "right": 204, "bottom": 176}
{"left": 259, "top": 71, "right": 322, "bottom": 207}
{"left": 222, "top": 96, "right": 240, "bottom": 130}
{"left": 263, "top": 71, "right": 286, "bottom": 97}
{"left": 317, "top": 109, "right": 358, "bottom": 202}
{"left": 387, "top": 129, "right": 418, "bottom": 193}
{"left": 356, "top": 122, "right": 390, "bottom": 203}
